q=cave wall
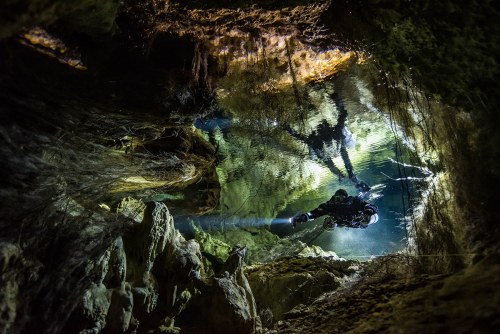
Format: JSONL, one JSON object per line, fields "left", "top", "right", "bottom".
{"left": 321, "top": 0, "right": 500, "bottom": 271}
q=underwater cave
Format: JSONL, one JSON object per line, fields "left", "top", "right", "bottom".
{"left": 1, "top": 1, "right": 499, "bottom": 333}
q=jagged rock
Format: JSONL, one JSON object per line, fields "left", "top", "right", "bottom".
{"left": 196, "top": 246, "right": 262, "bottom": 334}
{"left": 67, "top": 237, "right": 128, "bottom": 333}
{"left": 132, "top": 201, "right": 173, "bottom": 277}
{"left": 122, "top": 200, "right": 202, "bottom": 331}
{"left": 191, "top": 222, "right": 232, "bottom": 275}
{"left": 68, "top": 199, "right": 204, "bottom": 333}
{"left": 117, "top": 197, "right": 146, "bottom": 224}
{"left": 103, "top": 237, "right": 127, "bottom": 289}
{"left": 0, "top": 243, "right": 22, "bottom": 334}
{"left": 104, "top": 282, "right": 133, "bottom": 333}
{"left": 245, "top": 255, "right": 357, "bottom": 323}
{"left": 80, "top": 283, "right": 112, "bottom": 333}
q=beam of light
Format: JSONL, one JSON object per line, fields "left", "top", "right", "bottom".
{"left": 380, "top": 172, "right": 430, "bottom": 182}
{"left": 272, "top": 217, "right": 293, "bottom": 224}
{"left": 388, "top": 157, "right": 433, "bottom": 175}
{"left": 194, "top": 216, "right": 294, "bottom": 231}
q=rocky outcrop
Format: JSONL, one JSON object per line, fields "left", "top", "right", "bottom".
{"left": 0, "top": 243, "right": 22, "bottom": 334}
{"left": 59, "top": 198, "right": 263, "bottom": 334}
{"left": 275, "top": 254, "right": 500, "bottom": 334}
{"left": 192, "top": 246, "right": 262, "bottom": 334}
{"left": 245, "top": 254, "right": 358, "bottom": 326}
{"left": 64, "top": 198, "right": 202, "bottom": 333}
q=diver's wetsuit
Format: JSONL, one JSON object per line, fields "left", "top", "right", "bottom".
{"left": 307, "top": 194, "right": 378, "bottom": 228}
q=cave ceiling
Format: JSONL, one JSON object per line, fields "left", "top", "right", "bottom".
{"left": 3, "top": 0, "right": 358, "bottom": 89}
{"left": 121, "top": 0, "right": 357, "bottom": 85}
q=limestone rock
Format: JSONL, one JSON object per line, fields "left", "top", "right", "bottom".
{"left": 297, "top": 245, "right": 343, "bottom": 259}
{"left": 121, "top": 200, "right": 201, "bottom": 331}
{"left": 0, "top": 0, "right": 120, "bottom": 40}
{"left": 209, "top": 227, "right": 282, "bottom": 264}
{"left": 104, "top": 282, "right": 133, "bottom": 333}
{"left": 0, "top": 243, "right": 22, "bottom": 334}
{"left": 197, "top": 246, "right": 262, "bottom": 334}
{"left": 117, "top": 197, "right": 146, "bottom": 224}
{"left": 81, "top": 283, "right": 112, "bottom": 333}
{"left": 191, "top": 223, "right": 232, "bottom": 275}
{"left": 68, "top": 199, "right": 204, "bottom": 333}
{"left": 245, "top": 255, "right": 357, "bottom": 323}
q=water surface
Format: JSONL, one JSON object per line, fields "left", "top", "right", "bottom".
{"left": 180, "top": 72, "right": 423, "bottom": 262}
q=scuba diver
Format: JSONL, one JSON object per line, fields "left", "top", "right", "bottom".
{"left": 291, "top": 188, "right": 378, "bottom": 230}
{"left": 287, "top": 92, "right": 370, "bottom": 193}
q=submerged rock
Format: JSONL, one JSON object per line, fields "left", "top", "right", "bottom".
{"left": 195, "top": 246, "right": 262, "bottom": 334}
{"left": 0, "top": 243, "right": 22, "bottom": 334}
{"left": 245, "top": 255, "right": 357, "bottom": 325}
{"left": 275, "top": 254, "right": 500, "bottom": 334}
{"left": 191, "top": 223, "right": 233, "bottom": 276}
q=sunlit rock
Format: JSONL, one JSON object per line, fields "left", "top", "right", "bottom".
{"left": 297, "top": 245, "right": 343, "bottom": 259}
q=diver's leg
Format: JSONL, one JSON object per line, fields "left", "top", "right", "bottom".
{"left": 340, "top": 141, "right": 371, "bottom": 192}
{"left": 331, "top": 92, "right": 348, "bottom": 125}
{"left": 324, "top": 157, "right": 345, "bottom": 180}
{"left": 340, "top": 142, "right": 354, "bottom": 179}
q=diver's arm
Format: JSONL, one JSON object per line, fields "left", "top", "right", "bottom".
{"left": 308, "top": 202, "right": 331, "bottom": 220}
{"left": 291, "top": 203, "right": 329, "bottom": 227}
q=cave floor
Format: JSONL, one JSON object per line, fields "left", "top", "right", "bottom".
{"left": 274, "top": 254, "right": 500, "bottom": 334}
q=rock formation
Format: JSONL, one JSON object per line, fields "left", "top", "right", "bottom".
{"left": 57, "top": 198, "right": 262, "bottom": 333}
{"left": 245, "top": 254, "right": 358, "bottom": 326}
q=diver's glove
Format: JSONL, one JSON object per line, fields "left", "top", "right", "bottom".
{"left": 291, "top": 213, "right": 310, "bottom": 228}
{"left": 351, "top": 175, "right": 371, "bottom": 192}
{"left": 323, "top": 217, "right": 337, "bottom": 231}
{"left": 355, "top": 180, "right": 371, "bottom": 192}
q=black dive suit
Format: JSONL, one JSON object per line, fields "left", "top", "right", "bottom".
{"left": 292, "top": 195, "right": 378, "bottom": 229}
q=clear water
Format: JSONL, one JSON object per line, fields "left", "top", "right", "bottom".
{"left": 177, "top": 71, "right": 423, "bottom": 262}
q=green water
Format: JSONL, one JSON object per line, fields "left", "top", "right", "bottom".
{"left": 181, "top": 69, "right": 426, "bottom": 262}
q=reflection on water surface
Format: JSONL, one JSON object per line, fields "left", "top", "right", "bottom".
{"left": 180, "top": 71, "right": 424, "bottom": 262}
